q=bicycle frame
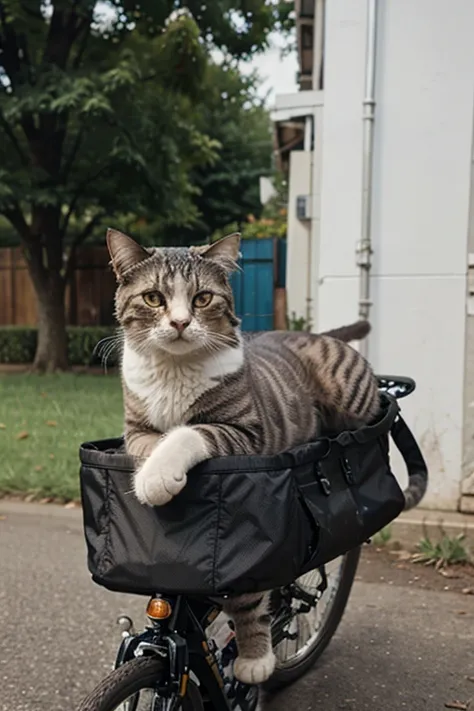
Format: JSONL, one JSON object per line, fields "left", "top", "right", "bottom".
{"left": 114, "top": 595, "right": 256, "bottom": 711}
{"left": 112, "top": 573, "right": 326, "bottom": 711}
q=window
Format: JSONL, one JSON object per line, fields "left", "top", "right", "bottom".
{"left": 301, "top": 24, "right": 313, "bottom": 49}
{"left": 300, "top": 0, "right": 315, "bottom": 19}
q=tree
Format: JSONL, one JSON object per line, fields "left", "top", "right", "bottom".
{"left": 172, "top": 64, "right": 274, "bottom": 243}
{"left": 209, "top": 170, "right": 288, "bottom": 242}
{"left": 0, "top": 1, "right": 288, "bottom": 371}
{"left": 85, "top": 63, "right": 275, "bottom": 249}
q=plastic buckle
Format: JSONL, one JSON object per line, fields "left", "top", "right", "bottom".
{"left": 314, "top": 463, "right": 331, "bottom": 495}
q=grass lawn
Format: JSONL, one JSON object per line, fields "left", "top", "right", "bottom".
{"left": 0, "top": 373, "right": 123, "bottom": 501}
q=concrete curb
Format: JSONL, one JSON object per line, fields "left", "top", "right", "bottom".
{"left": 0, "top": 500, "right": 82, "bottom": 520}
{"left": 390, "top": 509, "right": 474, "bottom": 551}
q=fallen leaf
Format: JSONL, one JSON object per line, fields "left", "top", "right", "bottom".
{"left": 24, "top": 493, "right": 35, "bottom": 503}
{"left": 467, "top": 677, "right": 474, "bottom": 683}
{"left": 39, "top": 497, "right": 52, "bottom": 504}
{"left": 34, "top": 465, "right": 43, "bottom": 472}
{"left": 444, "top": 702, "right": 468, "bottom": 710}
{"left": 49, "top": 454, "right": 55, "bottom": 459}
{"left": 462, "top": 588, "right": 474, "bottom": 595}
{"left": 0, "top": 423, "right": 6, "bottom": 429}
{"left": 46, "top": 420, "right": 57, "bottom": 427}
{"left": 456, "top": 610, "right": 467, "bottom": 615}
{"left": 15, "top": 430, "right": 29, "bottom": 440}
{"left": 0, "top": 515, "right": 6, "bottom": 520}
{"left": 440, "top": 570, "right": 460, "bottom": 579}
{"left": 64, "top": 501, "right": 78, "bottom": 509}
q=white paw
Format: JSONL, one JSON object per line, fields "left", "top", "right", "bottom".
{"left": 134, "top": 452, "right": 187, "bottom": 507}
{"left": 134, "top": 427, "right": 208, "bottom": 507}
{"left": 233, "top": 651, "right": 276, "bottom": 685}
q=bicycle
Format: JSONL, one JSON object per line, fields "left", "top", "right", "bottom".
{"left": 78, "top": 375, "right": 425, "bottom": 711}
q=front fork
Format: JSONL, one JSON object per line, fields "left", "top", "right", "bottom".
{"left": 114, "top": 616, "right": 190, "bottom": 711}
{"left": 113, "top": 607, "right": 252, "bottom": 711}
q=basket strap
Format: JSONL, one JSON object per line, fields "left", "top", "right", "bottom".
{"left": 389, "top": 414, "right": 428, "bottom": 509}
{"left": 331, "top": 394, "right": 400, "bottom": 448}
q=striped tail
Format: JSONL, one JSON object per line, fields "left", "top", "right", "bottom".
{"left": 390, "top": 415, "right": 429, "bottom": 510}
{"left": 321, "top": 320, "right": 371, "bottom": 343}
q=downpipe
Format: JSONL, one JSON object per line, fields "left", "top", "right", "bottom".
{"left": 357, "top": 0, "right": 378, "bottom": 359}
{"left": 305, "top": 114, "right": 314, "bottom": 329}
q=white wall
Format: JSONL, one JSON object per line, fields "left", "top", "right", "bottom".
{"left": 317, "top": 0, "right": 474, "bottom": 509}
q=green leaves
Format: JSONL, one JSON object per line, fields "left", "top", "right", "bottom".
{"left": 0, "top": 0, "right": 280, "bottom": 249}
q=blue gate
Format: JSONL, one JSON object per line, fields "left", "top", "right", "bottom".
{"left": 230, "top": 238, "right": 286, "bottom": 332}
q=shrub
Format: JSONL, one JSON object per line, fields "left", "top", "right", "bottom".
{"left": 0, "top": 326, "right": 120, "bottom": 366}
{"left": 0, "top": 327, "right": 37, "bottom": 363}
{"left": 67, "top": 326, "right": 120, "bottom": 366}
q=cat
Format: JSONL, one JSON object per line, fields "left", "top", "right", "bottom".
{"left": 106, "top": 228, "right": 380, "bottom": 685}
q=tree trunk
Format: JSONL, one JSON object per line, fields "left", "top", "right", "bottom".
{"left": 31, "top": 269, "right": 69, "bottom": 373}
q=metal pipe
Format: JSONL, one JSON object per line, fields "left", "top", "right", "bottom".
{"left": 305, "top": 114, "right": 314, "bottom": 328}
{"left": 313, "top": 0, "right": 325, "bottom": 90}
{"left": 357, "top": 0, "right": 378, "bottom": 359}
{"left": 304, "top": 115, "right": 312, "bottom": 152}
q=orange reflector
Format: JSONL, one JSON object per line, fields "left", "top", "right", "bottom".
{"left": 146, "top": 597, "right": 172, "bottom": 620}
{"left": 180, "top": 673, "right": 189, "bottom": 697}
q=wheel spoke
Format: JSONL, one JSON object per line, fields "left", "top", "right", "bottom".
{"left": 272, "top": 554, "right": 346, "bottom": 669}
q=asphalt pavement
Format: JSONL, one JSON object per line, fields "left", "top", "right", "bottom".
{"left": 1, "top": 502, "right": 473, "bottom": 711}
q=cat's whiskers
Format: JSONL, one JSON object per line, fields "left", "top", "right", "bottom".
{"left": 95, "top": 331, "right": 124, "bottom": 370}
{"left": 206, "top": 331, "right": 239, "bottom": 348}
{"left": 202, "top": 335, "right": 233, "bottom": 357}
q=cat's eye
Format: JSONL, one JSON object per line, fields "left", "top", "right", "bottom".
{"left": 143, "top": 291, "right": 165, "bottom": 308}
{"left": 193, "top": 291, "right": 213, "bottom": 308}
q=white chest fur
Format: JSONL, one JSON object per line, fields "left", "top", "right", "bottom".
{"left": 122, "top": 340, "right": 243, "bottom": 433}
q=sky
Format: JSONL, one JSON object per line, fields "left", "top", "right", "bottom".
{"left": 243, "top": 33, "right": 299, "bottom": 104}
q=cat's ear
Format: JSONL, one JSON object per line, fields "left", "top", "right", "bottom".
{"left": 106, "top": 228, "right": 150, "bottom": 279}
{"left": 192, "top": 232, "right": 241, "bottom": 271}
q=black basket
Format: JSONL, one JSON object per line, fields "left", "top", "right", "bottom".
{"left": 80, "top": 394, "right": 405, "bottom": 597}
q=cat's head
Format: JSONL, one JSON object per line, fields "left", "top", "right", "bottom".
{"left": 106, "top": 229, "right": 241, "bottom": 357}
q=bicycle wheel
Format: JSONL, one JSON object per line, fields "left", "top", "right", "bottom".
{"left": 77, "top": 656, "right": 203, "bottom": 711}
{"left": 265, "top": 546, "right": 361, "bottom": 691}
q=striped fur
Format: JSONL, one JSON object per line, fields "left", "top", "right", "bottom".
{"left": 107, "top": 229, "right": 380, "bottom": 685}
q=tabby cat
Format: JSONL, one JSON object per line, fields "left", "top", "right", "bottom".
{"left": 107, "top": 228, "right": 381, "bottom": 685}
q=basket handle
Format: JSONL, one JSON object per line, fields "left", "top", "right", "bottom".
{"left": 331, "top": 394, "right": 400, "bottom": 448}
{"left": 389, "top": 415, "right": 428, "bottom": 509}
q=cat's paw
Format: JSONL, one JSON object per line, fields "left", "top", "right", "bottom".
{"left": 233, "top": 651, "right": 276, "bottom": 685}
{"left": 133, "top": 426, "right": 208, "bottom": 507}
{"left": 134, "top": 453, "right": 187, "bottom": 507}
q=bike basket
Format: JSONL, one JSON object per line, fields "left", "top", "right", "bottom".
{"left": 79, "top": 393, "right": 405, "bottom": 597}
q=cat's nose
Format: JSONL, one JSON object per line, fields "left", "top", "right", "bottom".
{"left": 170, "top": 318, "right": 191, "bottom": 333}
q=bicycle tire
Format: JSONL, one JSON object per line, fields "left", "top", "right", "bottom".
{"left": 77, "top": 656, "right": 203, "bottom": 711}
{"left": 264, "top": 546, "right": 361, "bottom": 691}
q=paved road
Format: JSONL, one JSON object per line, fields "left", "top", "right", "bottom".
{"left": 1, "top": 502, "right": 473, "bottom": 711}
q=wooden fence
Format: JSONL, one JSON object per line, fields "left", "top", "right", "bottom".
{"left": 0, "top": 247, "right": 116, "bottom": 326}
{"left": 0, "top": 240, "right": 287, "bottom": 329}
